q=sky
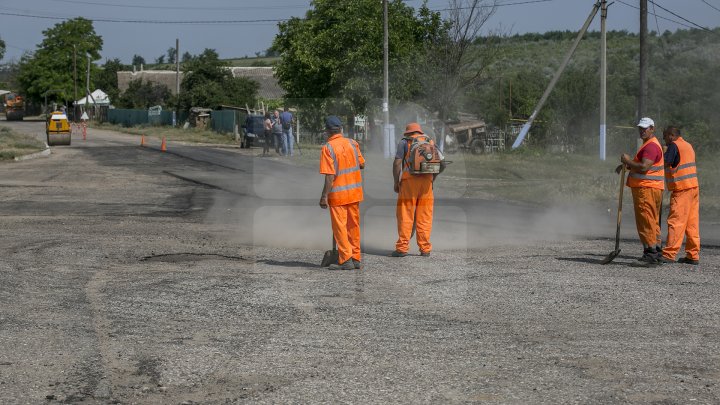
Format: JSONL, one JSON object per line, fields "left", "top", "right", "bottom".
{"left": 0, "top": 0, "right": 718, "bottom": 64}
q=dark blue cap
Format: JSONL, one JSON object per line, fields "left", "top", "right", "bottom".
{"left": 325, "top": 115, "right": 342, "bottom": 129}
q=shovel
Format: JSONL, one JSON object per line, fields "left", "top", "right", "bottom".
{"left": 320, "top": 237, "right": 338, "bottom": 267}
{"left": 601, "top": 166, "right": 626, "bottom": 264}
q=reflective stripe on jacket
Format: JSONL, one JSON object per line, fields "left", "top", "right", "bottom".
{"left": 324, "top": 136, "right": 363, "bottom": 206}
{"left": 665, "top": 137, "right": 698, "bottom": 191}
{"left": 627, "top": 136, "right": 665, "bottom": 190}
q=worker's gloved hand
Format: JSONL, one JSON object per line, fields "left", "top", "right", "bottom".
{"left": 615, "top": 164, "right": 624, "bottom": 174}
{"left": 319, "top": 196, "right": 328, "bottom": 209}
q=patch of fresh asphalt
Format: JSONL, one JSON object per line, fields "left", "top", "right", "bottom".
{"left": 0, "top": 122, "right": 718, "bottom": 404}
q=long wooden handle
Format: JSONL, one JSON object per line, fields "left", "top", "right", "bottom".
{"left": 614, "top": 167, "right": 626, "bottom": 251}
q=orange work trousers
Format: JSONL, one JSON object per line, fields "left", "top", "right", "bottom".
{"left": 662, "top": 187, "right": 700, "bottom": 261}
{"left": 395, "top": 175, "right": 434, "bottom": 254}
{"left": 630, "top": 187, "right": 663, "bottom": 248}
{"left": 329, "top": 202, "right": 361, "bottom": 264}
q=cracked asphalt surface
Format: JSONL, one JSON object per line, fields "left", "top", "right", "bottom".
{"left": 1, "top": 122, "right": 719, "bottom": 404}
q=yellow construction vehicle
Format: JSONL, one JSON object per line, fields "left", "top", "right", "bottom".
{"left": 46, "top": 111, "right": 72, "bottom": 146}
{"left": 4, "top": 92, "right": 24, "bottom": 121}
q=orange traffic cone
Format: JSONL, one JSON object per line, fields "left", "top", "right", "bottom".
{"left": 160, "top": 136, "right": 167, "bottom": 152}
{"left": 140, "top": 135, "right": 145, "bottom": 147}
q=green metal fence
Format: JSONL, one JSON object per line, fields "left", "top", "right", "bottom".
{"left": 211, "top": 110, "right": 238, "bottom": 134}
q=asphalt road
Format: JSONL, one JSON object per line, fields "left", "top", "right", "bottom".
{"left": 1, "top": 121, "right": 719, "bottom": 404}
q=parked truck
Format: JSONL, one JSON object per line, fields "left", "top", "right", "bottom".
{"left": 4, "top": 92, "right": 24, "bottom": 121}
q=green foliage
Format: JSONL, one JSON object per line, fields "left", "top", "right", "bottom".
{"left": 131, "top": 54, "right": 145, "bottom": 66}
{"left": 167, "top": 47, "right": 177, "bottom": 64}
{"left": 17, "top": 17, "right": 103, "bottom": 104}
{"left": 95, "top": 58, "right": 127, "bottom": 104}
{"left": 272, "top": 0, "right": 444, "bottom": 117}
{"left": 474, "top": 28, "right": 720, "bottom": 153}
{"left": 0, "top": 37, "right": 5, "bottom": 61}
{"left": 117, "top": 79, "right": 172, "bottom": 109}
{"left": 178, "top": 48, "right": 259, "bottom": 112}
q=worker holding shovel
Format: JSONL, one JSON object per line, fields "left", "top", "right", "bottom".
{"left": 318, "top": 116, "right": 365, "bottom": 270}
{"left": 620, "top": 117, "right": 665, "bottom": 267}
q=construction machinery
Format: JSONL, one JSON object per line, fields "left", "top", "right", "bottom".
{"left": 4, "top": 92, "right": 24, "bottom": 121}
{"left": 46, "top": 111, "right": 72, "bottom": 146}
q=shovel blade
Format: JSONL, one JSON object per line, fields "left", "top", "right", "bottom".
{"left": 320, "top": 249, "right": 339, "bottom": 267}
{"left": 600, "top": 249, "right": 621, "bottom": 265}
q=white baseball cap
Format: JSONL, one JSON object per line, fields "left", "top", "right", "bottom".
{"left": 637, "top": 117, "right": 655, "bottom": 128}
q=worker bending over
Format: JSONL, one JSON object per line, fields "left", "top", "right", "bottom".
{"left": 620, "top": 117, "right": 665, "bottom": 267}
{"left": 660, "top": 126, "right": 700, "bottom": 265}
{"left": 319, "top": 116, "right": 365, "bottom": 270}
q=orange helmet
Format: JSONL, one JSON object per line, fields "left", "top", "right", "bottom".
{"left": 403, "top": 122, "right": 424, "bottom": 136}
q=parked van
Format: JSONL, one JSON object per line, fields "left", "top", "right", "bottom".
{"left": 46, "top": 112, "right": 72, "bottom": 146}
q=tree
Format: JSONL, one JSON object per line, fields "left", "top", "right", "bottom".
{"left": 95, "top": 58, "right": 127, "bottom": 106}
{"left": 0, "top": 37, "right": 5, "bottom": 61}
{"left": 167, "top": 47, "right": 177, "bottom": 64}
{"left": 181, "top": 52, "right": 193, "bottom": 63}
{"left": 131, "top": 54, "right": 145, "bottom": 67}
{"left": 272, "top": 0, "right": 444, "bottom": 120}
{"left": 421, "top": 0, "right": 501, "bottom": 121}
{"left": 17, "top": 17, "right": 102, "bottom": 105}
{"left": 177, "top": 48, "right": 258, "bottom": 112}
{"left": 117, "top": 79, "right": 172, "bottom": 109}
{"left": 155, "top": 55, "right": 166, "bottom": 64}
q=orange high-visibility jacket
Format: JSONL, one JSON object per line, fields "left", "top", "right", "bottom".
{"left": 627, "top": 136, "right": 665, "bottom": 190}
{"left": 321, "top": 134, "right": 364, "bottom": 206}
{"left": 665, "top": 137, "right": 698, "bottom": 191}
{"left": 400, "top": 134, "right": 435, "bottom": 182}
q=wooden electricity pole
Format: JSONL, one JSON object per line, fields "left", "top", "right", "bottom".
{"left": 639, "top": 0, "right": 648, "bottom": 121}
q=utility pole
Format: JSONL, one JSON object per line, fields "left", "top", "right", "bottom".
{"left": 639, "top": 0, "right": 648, "bottom": 121}
{"left": 511, "top": 2, "right": 600, "bottom": 149}
{"left": 175, "top": 38, "right": 180, "bottom": 127}
{"left": 73, "top": 45, "right": 77, "bottom": 122}
{"left": 382, "top": 0, "right": 394, "bottom": 158}
{"left": 600, "top": 0, "right": 607, "bottom": 160}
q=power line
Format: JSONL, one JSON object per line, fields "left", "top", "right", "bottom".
{"left": 701, "top": 0, "right": 720, "bottom": 13}
{"left": 0, "top": 11, "right": 286, "bottom": 24}
{"left": 615, "top": 0, "right": 695, "bottom": 29}
{"left": 0, "top": 1, "right": 554, "bottom": 25}
{"left": 649, "top": 0, "right": 713, "bottom": 32}
{"left": 43, "top": 0, "right": 310, "bottom": 11}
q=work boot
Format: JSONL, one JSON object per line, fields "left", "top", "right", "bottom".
{"left": 678, "top": 257, "right": 700, "bottom": 265}
{"left": 629, "top": 248, "right": 659, "bottom": 267}
{"left": 328, "top": 260, "right": 354, "bottom": 270}
{"left": 352, "top": 259, "right": 362, "bottom": 269}
{"left": 420, "top": 251, "right": 431, "bottom": 257}
{"left": 390, "top": 250, "right": 407, "bottom": 257}
{"left": 658, "top": 256, "right": 676, "bottom": 264}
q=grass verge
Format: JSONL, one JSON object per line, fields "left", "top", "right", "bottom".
{"left": 0, "top": 126, "right": 46, "bottom": 161}
{"left": 92, "top": 122, "right": 238, "bottom": 145}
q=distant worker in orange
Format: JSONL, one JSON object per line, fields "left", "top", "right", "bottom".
{"left": 391, "top": 122, "right": 445, "bottom": 257}
{"left": 620, "top": 117, "right": 665, "bottom": 267}
{"left": 319, "top": 116, "right": 366, "bottom": 270}
{"left": 660, "top": 126, "right": 700, "bottom": 265}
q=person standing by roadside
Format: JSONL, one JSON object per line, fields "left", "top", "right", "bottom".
{"left": 271, "top": 110, "right": 283, "bottom": 155}
{"left": 280, "top": 107, "right": 294, "bottom": 157}
{"left": 660, "top": 126, "right": 700, "bottom": 265}
{"left": 262, "top": 112, "right": 272, "bottom": 156}
{"left": 391, "top": 122, "right": 443, "bottom": 258}
{"left": 620, "top": 117, "right": 665, "bottom": 267}
{"left": 318, "top": 116, "right": 365, "bottom": 270}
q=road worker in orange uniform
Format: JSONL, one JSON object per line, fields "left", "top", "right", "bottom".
{"left": 391, "top": 123, "right": 442, "bottom": 257}
{"left": 660, "top": 126, "right": 700, "bottom": 265}
{"left": 620, "top": 117, "right": 665, "bottom": 267}
{"left": 319, "top": 116, "right": 365, "bottom": 270}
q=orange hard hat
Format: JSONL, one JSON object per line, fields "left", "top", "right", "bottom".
{"left": 403, "top": 122, "right": 424, "bottom": 136}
